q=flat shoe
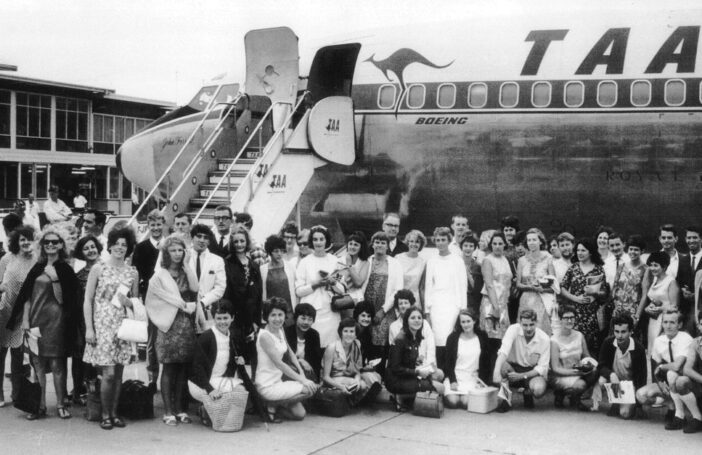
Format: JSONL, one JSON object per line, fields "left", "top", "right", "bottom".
{"left": 163, "top": 414, "right": 177, "bottom": 426}
{"left": 100, "top": 418, "right": 113, "bottom": 430}
{"left": 57, "top": 406, "right": 72, "bottom": 419}
{"left": 111, "top": 416, "right": 126, "bottom": 428}
{"left": 176, "top": 412, "right": 192, "bottom": 424}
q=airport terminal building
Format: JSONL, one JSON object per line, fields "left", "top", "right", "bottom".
{"left": 0, "top": 73, "right": 173, "bottom": 215}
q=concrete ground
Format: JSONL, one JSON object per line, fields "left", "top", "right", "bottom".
{"left": 1, "top": 361, "right": 700, "bottom": 455}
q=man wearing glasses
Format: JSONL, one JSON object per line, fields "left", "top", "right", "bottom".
{"left": 211, "top": 205, "right": 233, "bottom": 258}
{"left": 382, "top": 212, "right": 407, "bottom": 257}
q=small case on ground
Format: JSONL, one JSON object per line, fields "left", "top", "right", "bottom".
{"left": 117, "top": 379, "right": 154, "bottom": 420}
{"left": 313, "top": 387, "right": 351, "bottom": 417}
{"left": 413, "top": 391, "right": 444, "bottom": 418}
{"left": 467, "top": 386, "right": 499, "bottom": 414}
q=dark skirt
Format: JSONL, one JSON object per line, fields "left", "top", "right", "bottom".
{"left": 156, "top": 311, "right": 195, "bottom": 364}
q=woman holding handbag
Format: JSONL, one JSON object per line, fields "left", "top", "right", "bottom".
{"left": 7, "top": 226, "right": 81, "bottom": 420}
{"left": 83, "top": 227, "right": 139, "bottom": 430}
{"left": 146, "top": 234, "right": 199, "bottom": 426}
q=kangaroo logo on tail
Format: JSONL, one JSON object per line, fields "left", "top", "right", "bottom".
{"left": 366, "top": 48, "right": 453, "bottom": 115}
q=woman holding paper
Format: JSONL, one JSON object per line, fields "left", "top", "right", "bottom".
{"left": 560, "top": 238, "right": 610, "bottom": 355}
{"left": 146, "top": 234, "right": 199, "bottom": 426}
{"left": 83, "top": 227, "right": 138, "bottom": 429}
{"left": 7, "top": 226, "right": 80, "bottom": 420}
{"left": 516, "top": 228, "right": 558, "bottom": 335}
{"left": 638, "top": 251, "right": 679, "bottom": 353}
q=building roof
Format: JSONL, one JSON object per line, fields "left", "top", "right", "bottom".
{"left": 0, "top": 73, "right": 174, "bottom": 107}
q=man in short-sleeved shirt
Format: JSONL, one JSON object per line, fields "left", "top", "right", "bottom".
{"left": 675, "top": 314, "right": 702, "bottom": 433}
{"left": 635, "top": 310, "right": 695, "bottom": 431}
{"left": 493, "top": 309, "right": 550, "bottom": 411}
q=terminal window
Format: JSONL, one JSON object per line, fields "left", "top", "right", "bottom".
{"left": 56, "top": 97, "right": 89, "bottom": 153}
{"left": 16, "top": 92, "right": 51, "bottom": 150}
{"left": 0, "top": 90, "right": 9, "bottom": 148}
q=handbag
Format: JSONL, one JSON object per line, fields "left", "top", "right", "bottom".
{"left": 117, "top": 305, "right": 148, "bottom": 343}
{"left": 13, "top": 376, "right": 41, "bottom": 414}
{"left": 313, "top": 387, "right": 351, "bottom": 417}
{"left": 202, "top": 383, "right": 249, "bottom": 432}
{"left": 413, "top": 390, "right": 444, "bottom": 418}
{"left": 117, "top": 379, "right": 154, "bottom": 419}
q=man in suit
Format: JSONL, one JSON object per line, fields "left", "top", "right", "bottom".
{"left": 660, "top": 224, "right": 694, "bottom": 330}
{"left": 132, "top": 208, "right": 165, "bottom": 390}
{"left": 684, "top": 226, "right": 702, "bottom": 332}
{"left": 211, "top": 205, "right": 232, "bottom": 258}
{"left": 382, "top": 212, "right": 407, "bottom": 257}
{"left": 189, "top": 224, "right": 226, "bottom": 334}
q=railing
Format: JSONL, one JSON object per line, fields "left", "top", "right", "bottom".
{"left": 192, "top": 92, "right": 308, "bottom": 224}
{"left": 126, "top": 87, "right": 241, "bottom": 226}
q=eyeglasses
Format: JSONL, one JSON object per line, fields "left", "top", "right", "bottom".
{"left": 297, "top": 241, "right": 308, "bottom": 246}
{"left": 213, "top": 216, "right": 231, "bottom": 221}
{"left": 383, "top": 223, "right": 399, "bottom": 228}
{"left": 43, "top": 239, "right": 62, "bottom": 246}
{"left": 561, "top": 316, "right": 576, "bottom": 321}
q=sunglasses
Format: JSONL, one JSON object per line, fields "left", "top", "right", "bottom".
{"left": 43, "top": 239, "right": 62, "bottom": 246}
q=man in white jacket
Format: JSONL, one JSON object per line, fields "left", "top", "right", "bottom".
{"left": 189, "top": 224, "right": 226, "bottom": 333}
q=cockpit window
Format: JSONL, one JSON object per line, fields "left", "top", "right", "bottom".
{"left": 187, "top": 83, "right": 240, "bottom": 111}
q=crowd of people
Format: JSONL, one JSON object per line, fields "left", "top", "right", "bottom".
{"left": 1, "top": 203, "right": 702, "bottom": 437}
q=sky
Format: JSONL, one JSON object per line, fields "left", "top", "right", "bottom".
{"left": 0, "top": 0, "right": 665, "bottom": 105}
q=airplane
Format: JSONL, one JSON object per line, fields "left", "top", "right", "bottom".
{"left": 117, "top": 3, "right": 702, "bottom": 246}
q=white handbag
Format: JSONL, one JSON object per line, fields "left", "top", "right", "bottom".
{"left": 117, "top": 305, "right": 148, "bottom": 343}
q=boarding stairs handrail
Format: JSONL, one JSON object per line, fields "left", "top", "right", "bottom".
{"left": 126, "top": 86, "right": 237, "bottom": 226}
{"left": 192, "top": 93, "right": 307, "bottom": 224}
{"left": 164, "top": 96, "right": 245, "bottom": 212}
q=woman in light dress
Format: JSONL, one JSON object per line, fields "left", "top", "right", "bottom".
{"left": 638, "top": 251, "right": 678, "bottom": 353}
{"left": 335, "top": 231, "right": 370, "bottom": 319}
{"left": 395, "top": 229, "right": 427, "bottom": 311}
{"left": 516, "top": 228, "right": 557, "bottom": 335}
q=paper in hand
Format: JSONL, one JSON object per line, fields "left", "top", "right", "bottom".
{"left": 111, "top": 284, "right": 130, "bottom": 308}
{"left": 604, "top": 380, "right": 635, "bottom": 404}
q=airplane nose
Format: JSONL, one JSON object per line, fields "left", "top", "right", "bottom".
{"left": 117, "top": 133, "right": 157, "bottom": 191}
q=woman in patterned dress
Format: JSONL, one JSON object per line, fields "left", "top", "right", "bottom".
{"left": 516, "top": 228, "right": 557, "bottom": 335}
{"left": 146, "top": 234, "right": 198, "bottom": 426}
{"left": 613, "top": 235, "right": 648, "bottom": 326}
{"left": 83, "top": 227, "right": 139, "bottom": 429}
{"left": 560, "top": 238, "right": 610, "bottom": 355}
{"left": 479, "top": 232, "right": 513, "bottom": 372}
{"left": 0, "top": 226, "right": 36, "bottom": 406}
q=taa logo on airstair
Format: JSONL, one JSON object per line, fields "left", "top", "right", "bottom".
{"left": 326, "top": 118, "right": 340, "bottom": 133}
{"left": 269, "top": 174, "right": 287, "bottom": 190}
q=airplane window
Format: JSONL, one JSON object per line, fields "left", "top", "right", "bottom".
{"left": 378, "top": 84, "right": 396, "bottom": 109}
{"left": 564, "top": 82, "right": 584, "bottom": 107}
{"left": 597, "top": 81, "right": 617, "bottom": 107}
{"left": 437, "top": 84, "right": 456, "bottom": 108}
{"left": 407, "top": 84, "right": 425, "bottom": 109}
{"left": 665, "top": 79, "right": 685, "bottom": 106}
{"left": 630, "top": 80, "right": 651, "bottom": 107}
{"left": 499, "top": 82, "right": 519, "bottom": 108}
{"left": 532, "top": 82, "right": 551, "bottom": 108}
{"left": 468, "top": 83, "right": 487, "bottom": 108}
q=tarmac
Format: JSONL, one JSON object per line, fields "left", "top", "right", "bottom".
{"left": 1, "top": 360, "right": 701, "bottom": 455}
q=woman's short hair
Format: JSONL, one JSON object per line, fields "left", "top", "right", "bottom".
{"left": 370, "top": 231, "right": 390, "bottom": 245}
{"left": 347, "top": 231, "right": 370, "bottom": 261}
{"left": 393, "top": 289, "right": 416, "bottom": 309}
{"left": 596, "top": 225, "right": 614, "bottom": 238}
{"left": 558, "top": 304, "right": 576, "bottom": 319}
{"left": 526, "top": 228, "right": 547, "bottom": 250}
{"left": 294, "top": 302, "right": 317, "bottom": 321}
{"left": 403, "top": 229, "right": 427, "bottom": 251}
{"left": 459, "top": 232, "right": 479, "bottom": 249}
{"left": 160, "top": 234, "right": 188, "bottom": 269}
{"left": 627, "top": 234, "right": 646, "bottom": 251}
{"left": 2, "top": 213, "right": 22, "bottom": 234}
{"left": 38, "top": 226, "right": 69, "bottom": 262}
{"left": 337, "top": 317, "right": 358, "bottom": 337}
{"left": 308, "top": 225, "right": 332, "bottom": 248}
{"left": 487, "top": 232, "right": 507, "bottom": 252}
{"left": 353, "top": 301, "right": 375, "bottom": 320}
{"left": 401, "top": 306, "right": 424, "bottom": 340}
{"left": 263, "top": 297, "right": 289, "bottom": 321}
{"left": 211, "top": 299, "right": 234, "bottom": 316}
{"left": 646, "top": 251, "right": 670, "bottom": 270}
{"left": 453, "top": 309, "right": 478, "bottom": 333}
{"left": 433, "top": 226, "right": 452, "bottom": 242}
{"left": 500, "top": 215, "right": 520, "bottom": 230}
{"left": 264, "top": 235, "right": 287, "bottom": 255}
{"left": 280, "top": 221, "right": 299, "bottom": 237}
{"left": 576, "top": 238, "right": 603, "bottom": 266}
{"left": 73, "top": 235, "right": 103, "bottom": 261}
{"left": 8, "top": 225, "right": 35, "bottom": 255}
{"left": 229, "top": 226, "right": 252, "bottom": 253}
{"left": 107, "top": 226, "right": 137, "bottom": 257}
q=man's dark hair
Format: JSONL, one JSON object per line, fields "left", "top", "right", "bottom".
{"left": 84, "top": 208, "right": 106, "bottom": 227}
{"left": 611, "top": 314, "right": 634, "bottom": 331}
{"left": 2, "top": 213, "right": 22, "bottom": 234}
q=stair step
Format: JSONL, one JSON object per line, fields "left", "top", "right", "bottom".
{"left": 198, "top": 185, "right": 240, "bottom": 198}
{"left": 218, "top": 157, "right": 256, "bottom": 165}
{"left": 217, "top": 160, "right": 256, "bottom": 172}
{"left": 189, "top": 197, "right": 231, "bottom": 208}
{"left": 208, "top": 174, "right": 246, "bottom": 185}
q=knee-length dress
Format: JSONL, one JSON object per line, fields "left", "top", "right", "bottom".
{"left": 425, "top": 253, "right": 467, "bottom": 347}
{"left": 296, "top": 253, "right": 343, "bottom": 347}
{"left": 29, "top": 273, "right": 65, "bottom": 358}
{"left": 561, "top": 263, "right": 609, "bottom": 354}
{"left": 0, "top": 254, "right": 37, "bottom": 349}
{"left": 83, "top": 264, "right": 136, "bottom": 366}
{"left": 613, "top": 262, "right": 647, "bottom": 325}
{"left": 518, "top": 252, "right": 554, "bottom": 335}
{"left": 480, "top": 254, "right": 513, "bottom": 340}
{"left": 155, "top": 269, "right": 197, "bottom": 363}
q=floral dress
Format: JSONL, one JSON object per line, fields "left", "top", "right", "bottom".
{"left": 518, "top": 252, "right": 554, "bottom": 335}
{"left": 612, "top": 262, "right": 646, "bottom": 325}
{"left": 480, "top": 254, "right": 513, "bottom": 340}
{"left": 83, "top": 263, "right": 136, "bottom": 366}
{"left": 0, "top": 254, "right": 37, "bottom": 348}
{"left": 561, "top": 263, "right": 610, "bottom": 354}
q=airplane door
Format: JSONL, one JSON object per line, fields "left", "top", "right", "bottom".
{"left": 306, "top": 44, "right": 361, "bottom": 104}
{"left": 245, "top": 27, "right": 299, "bottom": 130}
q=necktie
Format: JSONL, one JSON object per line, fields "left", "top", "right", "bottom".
{"left": 668, "top": 339, "right": 674, "bottom": 363}
{"left": 692, "top": 254, "right": 696, "bottom": 270}
{"left": 196, "top": 252, "right": 202, "bottom": 280}
{"left": 219, "top": 235, "right": 224, "bottom": 251}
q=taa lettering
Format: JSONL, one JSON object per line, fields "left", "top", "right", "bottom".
{"left": 326, "top": 118, "right": 340, "bottom": 132}
{"left": 256, "top": 164, "right": 269, "bottom": 178}
{"left": 269, "top": 174, "right": 287, "bottom": 189}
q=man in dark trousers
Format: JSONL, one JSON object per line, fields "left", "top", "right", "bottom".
{"left": 132, "top": 208, "right": 165, "bottom": 391}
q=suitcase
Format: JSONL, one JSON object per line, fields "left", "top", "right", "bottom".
{"left": 313, "top": 387, "right": 351, "bottom": 417}
{"left": 413, "top": 391, "right": 444, "bottom": 418}
{"left": 467, "top": 386, "right": 499, "bottom": 414}
{"left": 117, "top": 379, "right": 154, "bottom": 420}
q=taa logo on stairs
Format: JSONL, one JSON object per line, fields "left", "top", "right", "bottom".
{"left": 269, "top": 174, "right": 287, "bottom": 190}
{"left": 326, "top": 118, "right": 340, "bottom": 133}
